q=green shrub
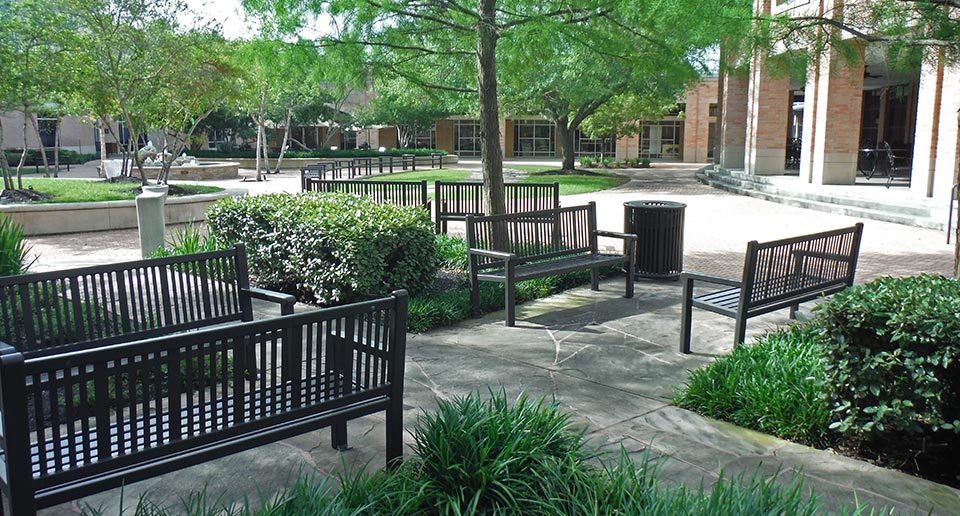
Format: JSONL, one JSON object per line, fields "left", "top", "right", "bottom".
{"left": 640, "top": 158, "right": 651, "bottom": 168}
{"left": 207, "top": 192, "right": 437, "bottom": 305}
{"left": 674, "top": 325, "right": 831, "bottom": 447}
{"left": 3, "top": 149, "right": 97, "bottom": 167}
{"left": 0, "top": 216, "right": 34, "bottom": 276}
{"left": 86, "top": 389, "right": 873, "bottom": 516}
{"left": 815, "top": 274, "right": 960, "bottom": 439}
{"left": 579, "top": 156, "right": 597, "bottom": 168}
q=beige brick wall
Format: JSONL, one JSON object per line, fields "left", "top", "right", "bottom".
{"left": 809, "top": 41, "right": 864, "bottom": 184}
{"left": 682, "top": 78, "right": 719, "bottom": 163}
{"left": 719, "top": 69, "right": 749, "bottom": 169}
{"left": 746, "top": 54, "right": 790, "bottom": 175}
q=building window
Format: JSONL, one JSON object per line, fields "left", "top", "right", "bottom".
{"left": 341, "top": 129, "right": 358, "bottom": 150}
{"left": 638, "top": 121, "right": 683, "bottom": 158}
{"left": 207, "top": 129, "right": 227, "bottom": 150}
{"left": 574, "top": 130, "right": 615, "bottom": 157}
{"left": 454, "top": 119, "right": 482, "bottom": 157}
{"left": 708, "top": 103, "right": 718, "bottom": 117}
{"left": 513, "top": 119, "right": 555, "bottom": 157}
{"left": 413, "top": 123, "right": 437, "bottom": 149}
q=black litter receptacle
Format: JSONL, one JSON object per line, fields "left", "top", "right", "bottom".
{"left": 623, "top": 200, "right": 686, "bottom": 280}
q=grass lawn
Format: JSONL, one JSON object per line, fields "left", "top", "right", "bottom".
{"left": 522, "top": 169, "right": 629, "bottom": 195}
{"left": 15, "top": 178, "right": 223, "bottom": 203}
{"left": 506, "top": 165, "right": 556, "bottom": 174}
{"left": 367, "top": 169, "right": 473, "bottom": 183}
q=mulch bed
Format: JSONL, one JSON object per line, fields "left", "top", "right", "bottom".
{"left": 0, "top": 188, "right": 55, "bottom": 203}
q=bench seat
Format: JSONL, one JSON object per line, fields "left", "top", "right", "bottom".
{"left": 477, "top": 254, "right": 630, "bottom": 284}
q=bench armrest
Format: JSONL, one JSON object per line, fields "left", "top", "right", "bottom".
{"left": 469, "top": 248, "right": 515, "bottom": 261}
{"left": 595, "top": 230, "right": 638, "bottom": 242}
{"left": 242, "top": 287, "right": 297, "bottom": 315}
{"left": 681, "top": 271, "right": 742, "bottom": 288}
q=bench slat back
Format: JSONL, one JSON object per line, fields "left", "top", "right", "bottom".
{"left": 435, "top": 181, "right": 560, "bottom": 217}
{"left": 742, "top": 223, "right": 863, "bottom": 309}
{"left": 466, "top": 203, "right": 597, "bottom": 271}
{"left": 304, "top": 179, "right": 429, "bottom": 209}
{"left": 0, "top": 290, "right": 407, "bottom": 490}
{"left": 0, "top": 247, "right": 248, "bottom": 358}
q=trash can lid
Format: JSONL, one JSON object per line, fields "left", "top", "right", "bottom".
{"left": 623, "top": 200, "right": 686, "bottom": 209}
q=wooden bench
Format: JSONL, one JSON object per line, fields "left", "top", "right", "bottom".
{"left": 435, "top": 181, "right": 560, "bottom": 234}
{"left": 466, "top": 202, "right": 636, "bottom": 327}
{"left": 302, "top": 179, "right": 431, "bottom": 211}
{"left": 679, "top": 223, "right": 863, "bottom": 353}
{"left": 0, "top": 290, "right": 408, "bottom": 516}
{"left": 0, "top": 245, "right": 295, "bottom": 359}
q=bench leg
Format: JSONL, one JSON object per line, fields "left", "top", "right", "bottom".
{"left": 331, "top": 421, "right": 349, "bottom": 451}
{"left": 504, "top": 280, "right": 516, "bottom": 327}
{"left": 679, "top": 276, "right": 694, "bottom": 354}
{"left": 386, "top": 405, "right": 403, "bottom": 468}
{"left": 469, "top": 282, "right": 481, "bottom": 317}
{"left": 591, "top": 268, "right": 600, "bottom": 291}
{"left": 624, "top": 263, "right": 635, "bottom": 299}
{"left": 789, "top": 304, "right": 799, "bottom": 319}
{"left": 734, "top": 316, "right": 747, "bottom": 348}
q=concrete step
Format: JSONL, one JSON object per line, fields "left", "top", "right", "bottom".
{"left": 697, "top": 168, "right": 949, "bottom": 231}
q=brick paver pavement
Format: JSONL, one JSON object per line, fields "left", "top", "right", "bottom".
{"left": 26, "top": 162, "right": 955, "bottom": 281}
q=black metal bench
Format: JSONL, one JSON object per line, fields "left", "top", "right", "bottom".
{"left": 302, "top": 179, "right": 431, "bottom": 211}
{"left": 0, "top": 245, "right": 295, "bottom": 360}
{"left": 679, "top": 223, "right": 863, "bottom": 353}
{"left": 435, "top": 181, "right": 560, "bottom": 234}
{"left": 0, "top": 290, "right": 408, "bottom": 516}
{"left": 300, "top": 163, "right": 330, "bottom": 189}
{"left": 466, "top": 202, "right": 636, "bottom": 327}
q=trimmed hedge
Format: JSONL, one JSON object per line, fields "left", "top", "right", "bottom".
{"left": 815, "top": 274, "right": 960, "bottom": 439}
{"left": 3, "top": 149, "right": 97, "bottom": 166}
{"left": 206, "top": 192, "right": 437, "bottom": 305}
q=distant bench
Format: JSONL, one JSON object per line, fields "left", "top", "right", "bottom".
{"left": 435, "top": 181, "right": 560, "bottom": 234}
{"left": 0, "top": 290, "right": 409, "bottom": 516}
{"left": 302, "top": 178, "right": 431, "bottom": 211}
{"left": 0, "top": 245, "right": 295, "bottom": 359}
{"left": 298, "top": 153, "right": 446, "bottom": 186}
{"left": 679, "top": 223, "right": 863, "bottom": 353}
{"left": 466, "top": 202, "right": 636, "bottom": 326}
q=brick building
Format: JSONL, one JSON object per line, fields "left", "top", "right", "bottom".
{"left": 716, "top": 0, "right": 959, "bottom": 208}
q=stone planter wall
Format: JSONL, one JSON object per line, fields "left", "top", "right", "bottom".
{"left": 0, "top": 188, "right": 246, "bottom": 236}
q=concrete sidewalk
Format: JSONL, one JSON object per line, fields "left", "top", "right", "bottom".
{"left": 25, "top": 163, "right": 959, "bottom": 515}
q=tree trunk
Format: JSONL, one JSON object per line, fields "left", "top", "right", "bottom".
{"left": 98, "top": 119, "right": 108, "bottom": 163}
{"left": 477, "top": 0, "right": 505, "bottom": 220}
{"left": 53, "top": 118, "right": 61, "bottom": 178}
{"left": 272, "top": 107, "right": 293, "bottom": 174}
{"left": 16, "top": 110, "right": 29, "bottom": 189}
{"left": 555, "top": 118, "right": 576, "bottom": 171}
{"left": 29, "top": 115, "right": 51, "bottom": 178}
{"left": 0, "top": 120, "right": 13, "bottom": 190}
{"left": 253, "top": 115, "right": 264, "bottom": 182}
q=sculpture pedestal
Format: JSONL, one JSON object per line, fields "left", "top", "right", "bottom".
{"left": 136, "top": 184, "right": 168, "bottom": 258}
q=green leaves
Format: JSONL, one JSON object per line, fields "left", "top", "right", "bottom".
{"left": 206, "top": 192, "right": 437, "bottom": 305}
{"left": 816, "top": 274, "right": 960, "bottom": 440}
{"left": 0, "top": 216, "right": 34, "bottom": 276}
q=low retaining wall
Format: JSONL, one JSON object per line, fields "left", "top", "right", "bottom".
{"left": 1, "top": 188, "right": 246, "bottom": 236}
{"left": 232, "top": 155, "right": 460, "bottom": 170}
{"left": 143, "top": 161, "right": 240, "bottom": 180}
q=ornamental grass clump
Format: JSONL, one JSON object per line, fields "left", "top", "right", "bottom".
{"left": 674, "top": 325, "right": 831, "bottom": 447}
{"left": 207, "top": 192, "right": 436, "bottom": 305}
{"left": 0, "top": 216, "right": 34, "bottom": 276}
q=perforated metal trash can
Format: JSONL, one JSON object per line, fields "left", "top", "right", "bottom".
{"left": 623, "top": 200, "right": 686, "bottom": 280}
